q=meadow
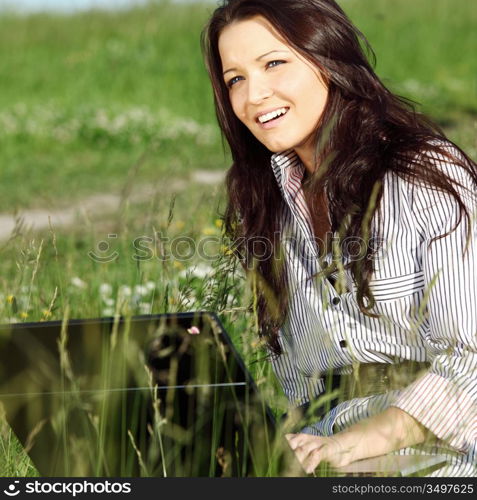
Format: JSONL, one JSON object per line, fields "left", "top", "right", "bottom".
{"left": 0, "top": 0, "right": 476, "bottom": 476}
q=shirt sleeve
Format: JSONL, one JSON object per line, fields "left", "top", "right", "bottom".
{"left": 270, "top": 330, "right": 325, "bottom": 408}
{"left": 391, "top": 147, "right": 477, "bottom": 453}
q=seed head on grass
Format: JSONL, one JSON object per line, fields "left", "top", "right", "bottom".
{"left": 127, "top": 429, "right": 149, "bottom": 477}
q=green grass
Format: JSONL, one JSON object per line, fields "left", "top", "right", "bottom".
{"left": 345, "top": 0, "right": 477, "bottom": 116}
{"left": 0, "top": 0, "right": 227, "bottom": 211}
{"left": 0, "top": 409, "right": 39, "bottom": 477}
{"left": 0, "top": 0, "right": 476, "bottom": 477}
{"left": 0, "top": 0, "right": 475, "bottom": 210}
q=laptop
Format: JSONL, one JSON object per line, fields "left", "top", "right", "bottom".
{"left": 0, "top": 312, "right": 301, "bottom": 477}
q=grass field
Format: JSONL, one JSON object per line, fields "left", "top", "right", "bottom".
{"left": 0, "top": 0, "right": 476, "bottom": 477}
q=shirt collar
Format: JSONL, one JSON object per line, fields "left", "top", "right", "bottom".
{"left": 270, "top": 149, "right": 305, "bottom": 195}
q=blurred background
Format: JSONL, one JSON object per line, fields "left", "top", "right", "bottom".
{"left": 0, "top": 0, "right": 475, "bottom": 476}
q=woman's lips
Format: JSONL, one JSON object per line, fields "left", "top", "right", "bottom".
{"left": 257, "top": 108, "right": 289, "bottom": 130}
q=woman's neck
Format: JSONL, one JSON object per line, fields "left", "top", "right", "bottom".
{"left": 294, "top": 144, "right": 318, "bottom": 176}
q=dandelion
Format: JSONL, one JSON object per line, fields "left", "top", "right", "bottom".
{"left": 42, "top": 309, "right": 52, "bottom": 319}
{"left": 20, "top": 312, "right": 28, "bottom": 319}
{"left": 173, "top": 261, "right": 184, "bottom": 270}
{"left": 6, "top": 295, "right": 15, "bottom": 304}
{"left": 187, "top": 326, "right": 200, "bottom": 335}
{"left": 214, "top": 219, "right": 223, "bottom": 229}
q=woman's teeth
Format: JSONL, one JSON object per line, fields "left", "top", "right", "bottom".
{"left": 258, "top": 107, "right": 288, "bottom": 124}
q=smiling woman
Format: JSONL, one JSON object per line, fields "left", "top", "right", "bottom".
{"left": 202, "top": 0, "right": 477, "bottom": 477}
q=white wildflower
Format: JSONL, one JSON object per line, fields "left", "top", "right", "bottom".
{"left": 188, "top": 263, "right": 213, "bottom": 279}
{"left": 118, "top": 285, "right": 132, "bottom": 298}
{"left": 71, "top": 277, "right": 87, "bottom": 289}
{"left": 134, "top": 285, "right": 149, "bottom": 296}
{"left": 138, "top": 303, "right": 151, "bottom": 314}
{"left": 99, "top": 283, "right": 113, "bottom": 296}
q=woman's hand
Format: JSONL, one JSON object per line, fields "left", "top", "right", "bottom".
{"left": 286, "top": 407, "right": 430, "bottom": 474}
{"left": 285, "top": 433, "right": 353, "bottom": 473}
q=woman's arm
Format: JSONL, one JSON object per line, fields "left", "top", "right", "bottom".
{"left": 286, "top": 406, "right": 429, "bottom": 473}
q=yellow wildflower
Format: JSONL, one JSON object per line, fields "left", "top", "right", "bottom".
{"left": 220, "top": 245, "right": 233, "bottom": 256}
{"left": 202, "top": 227, "right": 216, "bottom": 236}
{"left": 6, "top": 295, "right": 15, "bottom": 304}
{"left": 20, "top": 311, "right": 28, "bottom": 319}
{"left": 214, "top": 219, "right": 223, "bottom": 229}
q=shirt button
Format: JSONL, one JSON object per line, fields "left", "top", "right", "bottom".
{"left": 332, "top": 297, "right": 341, "bottom": 306}
{"left": 339, "top": 340, "right": 347, "bottom": 348}
{"left": 322, "top": 260, "right": 330, "bottom": 269}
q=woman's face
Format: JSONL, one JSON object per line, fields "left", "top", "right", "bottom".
{"left": 218, "top": 15, "right": 329, "bottom": 171}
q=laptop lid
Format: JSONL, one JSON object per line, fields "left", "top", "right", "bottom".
{"left": 0, "top": 312, "right": 299, "bottom": 477}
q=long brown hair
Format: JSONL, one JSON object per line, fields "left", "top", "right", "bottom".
{"left": 201, "top": 0, "right": 477, "bottom": 354}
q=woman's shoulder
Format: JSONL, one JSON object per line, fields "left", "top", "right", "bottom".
{"left": 386, "top": 138, "right": 471, "bottom": 182}
{"left": 385, "top": 139, "right": 476, "bottom": 199}
{"left": 383, "top": 139, "right": 477, "bottom": 236}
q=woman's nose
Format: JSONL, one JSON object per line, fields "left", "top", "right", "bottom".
{"left": 247, "top": 76, "right": 273, "bottom": 105}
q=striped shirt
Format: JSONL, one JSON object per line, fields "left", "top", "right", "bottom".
{"left": 269, "top": 144, "right": 477, "bottom": 476}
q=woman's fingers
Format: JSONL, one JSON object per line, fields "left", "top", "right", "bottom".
{"left": 285, "top": 433, "right": 318, "bottom": 450}
{"left": 295, "top": 441, "right": 324, "bottom": 465}
{"left": 285, "top": 433, "right": 326, "bottom": 473}
{"left": 285, "top": 433, "right": 352, "bottom": 473}
{"left": 303, "top": 447, "right": 323, "bottom": 474}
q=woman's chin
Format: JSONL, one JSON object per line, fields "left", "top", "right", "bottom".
{"left": 262, "top": 140, "right": 294, "bottom": 154}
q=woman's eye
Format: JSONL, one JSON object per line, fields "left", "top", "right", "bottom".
{"left": 266, "top": 60, "right": 286, "bottom": 69}
{"left": 227, "top": 76, "right": 243, "bottom": 88}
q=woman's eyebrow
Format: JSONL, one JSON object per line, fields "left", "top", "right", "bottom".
{"left": 223, "top": 49, "right": 290, "bottom": 76}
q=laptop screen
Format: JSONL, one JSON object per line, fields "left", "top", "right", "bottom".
{"left": 0, "top": 312, "right": 299, "bottom": 477}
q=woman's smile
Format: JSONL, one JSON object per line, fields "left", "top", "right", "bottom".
{"left": 256, "top": 106, "right": 289, "bottom": 128}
